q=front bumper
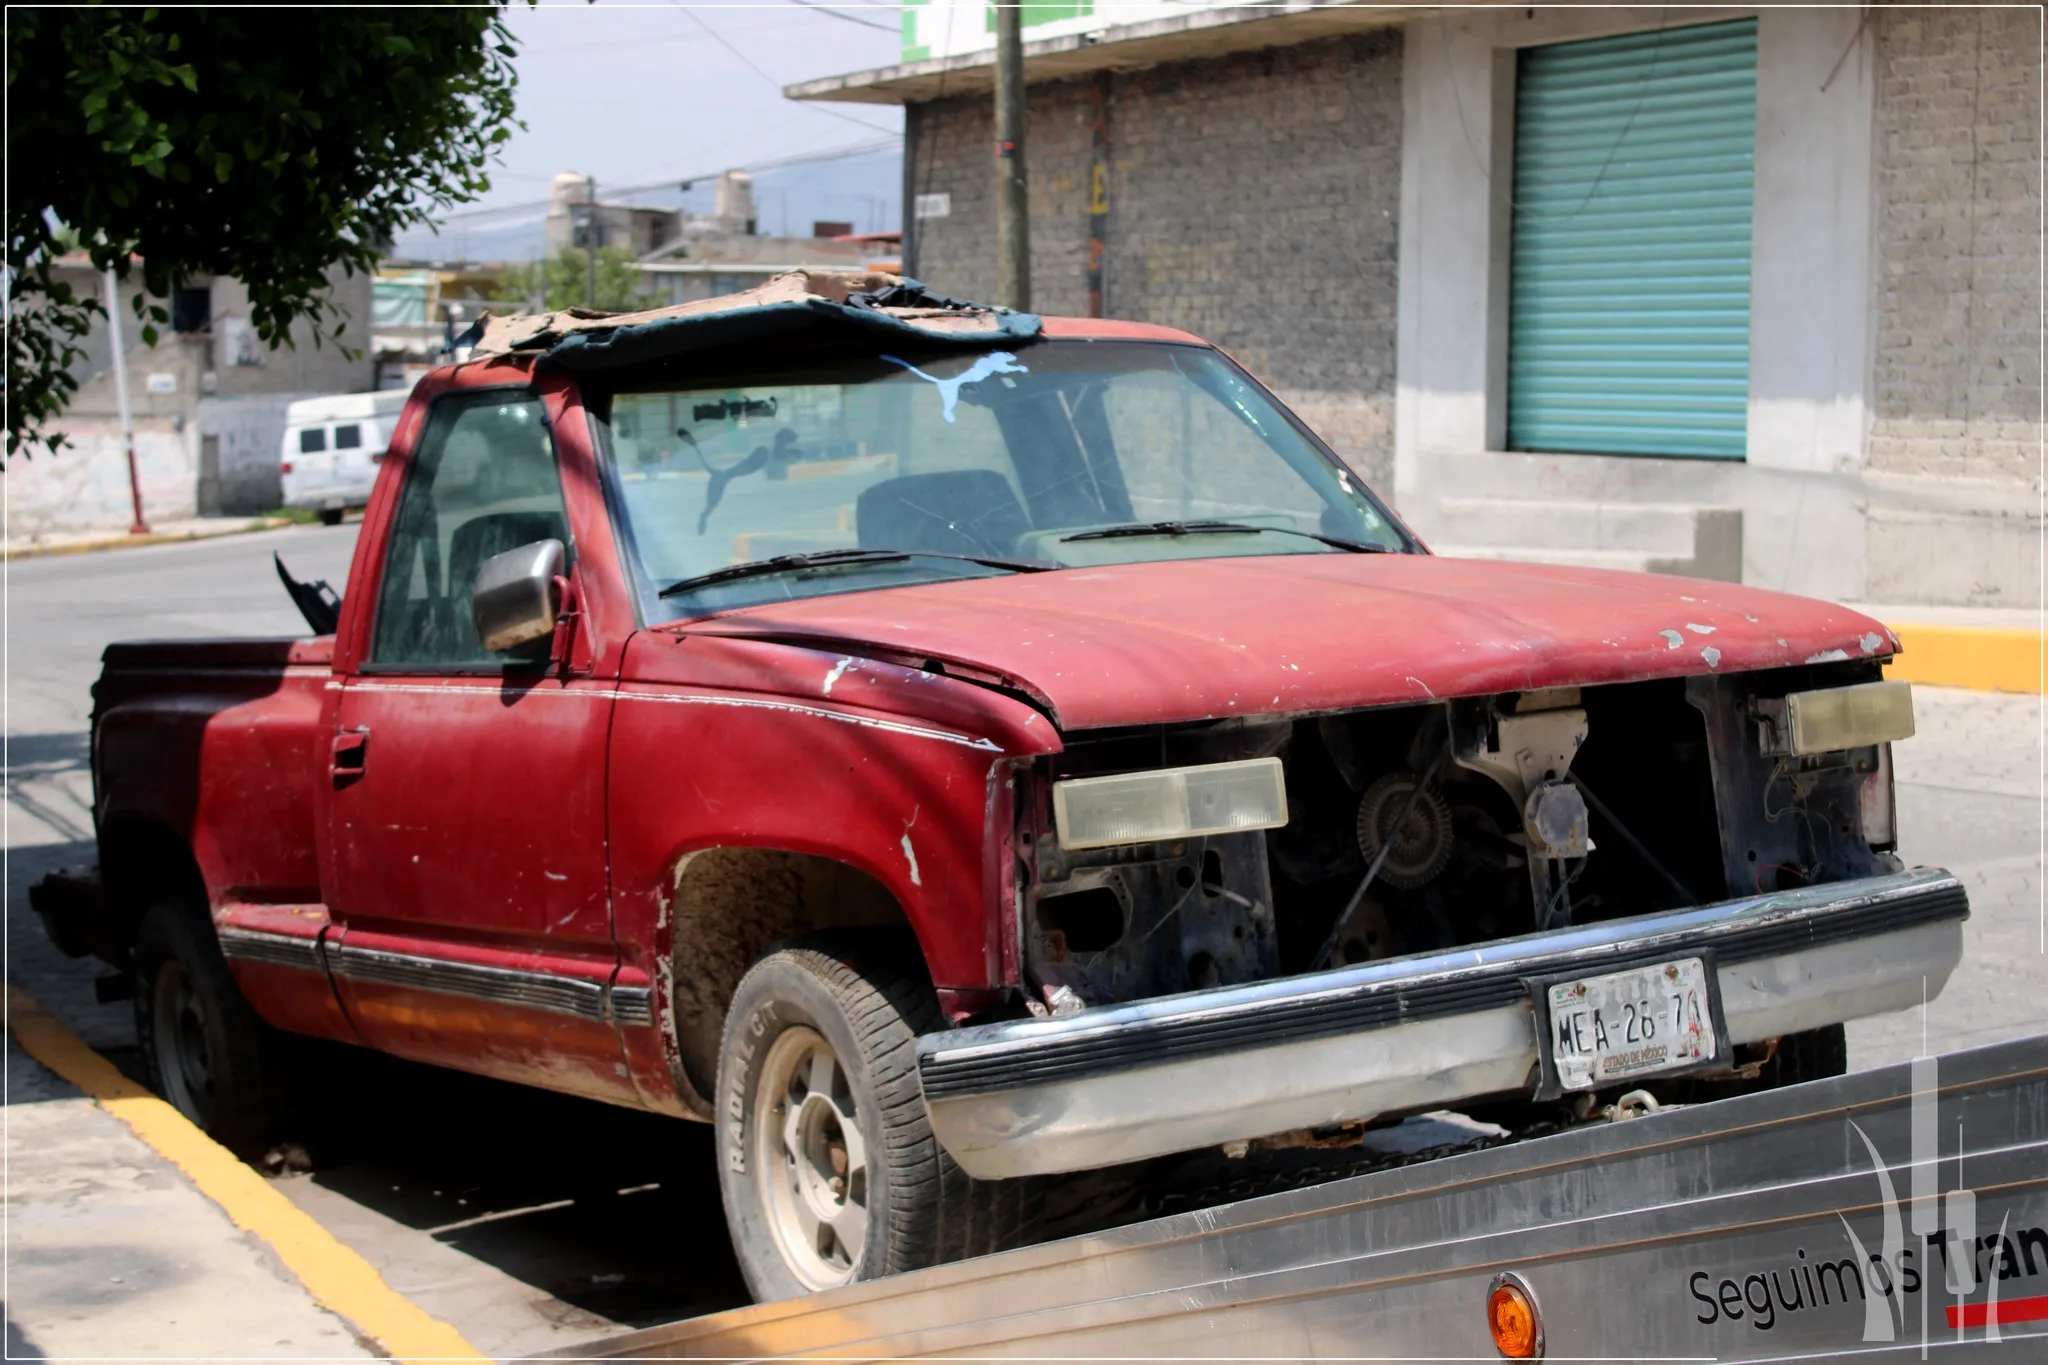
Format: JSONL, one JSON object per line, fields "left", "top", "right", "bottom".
{"left": 919, "top": 868, "right": 1968, "bottom": 1179}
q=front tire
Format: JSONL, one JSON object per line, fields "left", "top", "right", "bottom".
{"left": 132, "top": 897, "right": 306, "bottom": 1157}
{"left": 715, "top": 932, "right": 1035, "bottom": 1301}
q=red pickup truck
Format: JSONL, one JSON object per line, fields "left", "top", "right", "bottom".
{"left": 41, "top": 273, "right": 1964, "bottom": 1301}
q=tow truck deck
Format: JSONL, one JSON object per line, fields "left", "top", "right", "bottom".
{"left": 563, "top": 1034, "right": 2048, "bottom": 1361}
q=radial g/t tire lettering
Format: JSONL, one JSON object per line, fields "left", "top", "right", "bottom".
{"left": 131, "top": 896, "right": 308, "bottom": 1159}
{"left": 715, "top": 930, "right": 1038, "bottom": 1302}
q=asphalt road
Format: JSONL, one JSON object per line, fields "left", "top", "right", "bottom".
{"left": 5, "top": 524, "right": 2045, "bottom": 1354}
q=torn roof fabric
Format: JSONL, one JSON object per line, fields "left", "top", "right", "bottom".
{"left": 465, "top": 270, "right": 1042, "bottom": 372}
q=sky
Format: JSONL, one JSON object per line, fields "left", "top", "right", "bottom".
{"left": 392, "top": 1, "right": 909, "bottom": 262}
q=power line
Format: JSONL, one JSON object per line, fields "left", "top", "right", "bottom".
{"left": 440, "top": 136, "right": 901, "bottom": 225}
{"left": 668, "top": 1, "right": 901, "bottom": 139}
{"left": 787, "top": 0, "right": 898, "bottom": 36}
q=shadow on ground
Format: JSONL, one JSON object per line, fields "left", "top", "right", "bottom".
{"left": 305, "top": 1050, "right": 750, "bottom": 1329}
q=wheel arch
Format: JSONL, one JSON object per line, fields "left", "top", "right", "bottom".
{"left": 662, "top": 844, "right": 913, "bottom": 1110}
{"left": 98, "top": 817, "right": 209, "bottom": 965}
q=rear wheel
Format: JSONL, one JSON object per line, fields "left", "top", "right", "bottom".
{"left": 316, "top": 507, "right": 344, "bottom": 526}
{"left": 132, "top": 898, "right": 307, "bottom": 1157}
{"left": 715, "top": 931, "right": 1037, "bottom": 1301}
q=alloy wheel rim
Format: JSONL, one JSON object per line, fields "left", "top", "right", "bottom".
{"left": 753, "top": 1025, "right": 868, "bottom": 1290}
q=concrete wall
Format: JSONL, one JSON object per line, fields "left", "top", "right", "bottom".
{"left": 1864, "top": 7, "right": 2043, "bottom": 606}
{"left": 906, "top": 30, "right": 1405, "bottom": 488}
{"left": 20, "top": 265, "right": 375, "bottom": 526}
{"left": 56, "top": 266, "right": 373, "bottom": 420}
{"left": 3, "top": 424, "right": 199, "bottom": 540}
{"left": 1394, "top": 7, "right": 1886, "bottom": 601}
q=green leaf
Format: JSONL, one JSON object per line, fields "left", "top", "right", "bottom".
{"left": 8, "top": 8, "right": 524, "bottom": 456}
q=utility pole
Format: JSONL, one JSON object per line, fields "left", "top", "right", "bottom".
{"left": 583, "top": 174, "right": 600, "bottom": 309}
{"left": 993, "top": 1, "right": 1030, "bottom": 311}
{"left": 101, "top": 266, "right": 150, "bottom": 536}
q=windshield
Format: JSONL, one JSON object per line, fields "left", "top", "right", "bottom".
{"left": 601, "top": 339, "right": 1410, "bottom": 618}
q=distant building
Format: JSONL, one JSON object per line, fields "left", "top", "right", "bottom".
{"left": 634, "top": 228, "right": 897, "bottom": 307}
{"left": 544, "top": 172, "right": 687, "bottom": 259}
{"left": 369, "top": 264, "right": 503, "bottom": 390}
{"left": 791, "top": 4, "right": 2043, "bottom": 608}
{"left": 530, "top": 166, "right": 899, "bottom": 306}
{"left": 5, "top": 256, "right": 374, "bottom": 539}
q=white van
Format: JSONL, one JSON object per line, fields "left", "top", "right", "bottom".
{"left": 280, "top": 390, "right": 411, "bottom": 524}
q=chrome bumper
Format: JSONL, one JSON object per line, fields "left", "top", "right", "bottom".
{"left": 919, "top": 869, "right": 1968, "bottom": 1179}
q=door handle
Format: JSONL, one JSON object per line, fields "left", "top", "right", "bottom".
{"left": 330, "top": 727, "right": 369, "bottom": 779}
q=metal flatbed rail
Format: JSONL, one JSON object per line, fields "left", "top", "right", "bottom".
{"left": 560, "top": 1035, "right": 2048, "bottom": 1362}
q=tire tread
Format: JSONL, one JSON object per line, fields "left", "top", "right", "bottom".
{"left": 721, "top": 930, "right": 1039, "bottom": 1288}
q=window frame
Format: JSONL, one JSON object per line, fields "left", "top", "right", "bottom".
{"left": 583, "top": 338, "right": 1416, "bottom": 629}
{"left": 356, "top": 386, "right": 574, "bottom": 677}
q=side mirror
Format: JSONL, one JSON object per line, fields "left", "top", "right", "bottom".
{"left": 471, "top": 538, "right": 565, "bottom": 653}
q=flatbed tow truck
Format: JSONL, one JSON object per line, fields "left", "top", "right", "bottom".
{"left": 561, "top": 1033, "right": 2048, "bottom": 1362}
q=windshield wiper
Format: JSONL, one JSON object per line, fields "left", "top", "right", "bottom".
{"left": 657, "top": 547, "right": 1055, "bottom": 599}
{"left": 1060, "top": 520, "right": 1391, "bottom": 553}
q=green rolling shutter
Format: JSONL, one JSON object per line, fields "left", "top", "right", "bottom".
{"left": 1507, "top": 19, "right": 1757, "bottom": 460}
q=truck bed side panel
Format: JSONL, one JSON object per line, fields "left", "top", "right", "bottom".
{"left": 95, "top": 638, "right": 354, "bottom": 1042}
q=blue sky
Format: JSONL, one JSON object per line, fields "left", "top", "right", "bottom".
{"left": 393, "top": 1, "right": 906, "bottom": 261}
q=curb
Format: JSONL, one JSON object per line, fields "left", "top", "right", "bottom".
{"left": 5, "top": 984, "right": 489, "bottom": 1363}
{"left": 1881, "top": 622, "right": 2044, "bottom": 696}
{"left": 3, "top": 516, "right": 294, "bottom": 562}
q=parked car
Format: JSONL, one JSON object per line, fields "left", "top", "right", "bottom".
{"left": 36, "top": 273, "right": 1963, "bottom": 1303}
{"left": 279, "top": 389, "right": 410, "bottom": 524}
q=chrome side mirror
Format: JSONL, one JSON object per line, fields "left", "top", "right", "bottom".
{"left": 471, "top": 538, "right": 565, "bottom": 652}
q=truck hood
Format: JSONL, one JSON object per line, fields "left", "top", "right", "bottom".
{"left": 677, "top": 553, "right": 1898, "bottom": 732}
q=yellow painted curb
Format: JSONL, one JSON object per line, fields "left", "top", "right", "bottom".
{"left": 1882, "top": 623, "right": 2045, "bottom": 695}
{"left": 6, "top": 984, "right": 490, "bottom": 1363}
{"left": 2, "top": 517, "right": 292, "bottom": 561}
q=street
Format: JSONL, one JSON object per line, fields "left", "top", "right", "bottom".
{"left": 5, "top": 525, "right": 2045, "bottom": 1356}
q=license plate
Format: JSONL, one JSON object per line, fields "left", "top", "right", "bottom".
{"left": 1545, "top": 957, "right": 1717, "bottom": 1092}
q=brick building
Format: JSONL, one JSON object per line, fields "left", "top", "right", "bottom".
{"left": 790, "top": 4, "right": 2042, "bottom": 607}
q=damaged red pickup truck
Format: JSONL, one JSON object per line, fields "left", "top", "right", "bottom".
{"left": 41, "top": 273, "right": 1964, "bottom": 1301}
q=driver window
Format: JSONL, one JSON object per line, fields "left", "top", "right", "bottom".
{"left": 370, "top": 392, "right": 570, "bottom": 667}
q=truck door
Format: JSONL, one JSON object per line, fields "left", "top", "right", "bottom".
{"left": 325, "top": 388, "right": 636, "bottom": 1104}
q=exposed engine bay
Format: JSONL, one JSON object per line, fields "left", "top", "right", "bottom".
{"left": 1019, "top": 661, "right": 1900, "bottom": 1012}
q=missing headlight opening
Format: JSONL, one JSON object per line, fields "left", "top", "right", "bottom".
{"left": 1020, "top": 664, "right": 1901, "bottom": 1012}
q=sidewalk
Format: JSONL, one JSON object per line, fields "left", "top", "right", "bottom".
{"left": 5, "top": 1034, "right": 381, "bottom": 1360}
{"left": 3, "top": 515, "right": 293, "bottom": 561}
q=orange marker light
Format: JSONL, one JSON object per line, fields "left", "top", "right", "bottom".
{"left": 1486, "top": 1273, "right": 1543, "bottom": 1359}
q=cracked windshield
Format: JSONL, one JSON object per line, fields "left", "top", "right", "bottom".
{"left": 605, "top": 340, "right": 1406, "bottom": 616}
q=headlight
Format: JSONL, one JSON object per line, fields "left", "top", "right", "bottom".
{"left": 1785, "top": 680, "right": 1916, "bottom": 755}
{"left": 1052, "top": 757, "right": 1289, "bottom": 851}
